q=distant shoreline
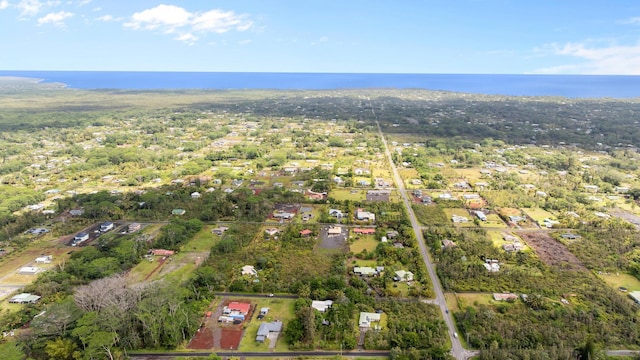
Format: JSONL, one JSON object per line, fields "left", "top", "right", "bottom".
{"left": 0, "top": 76, "right": 44, "bottom": 83}
{"left": 0, "top": 71, "right": 639, "bottom": 98}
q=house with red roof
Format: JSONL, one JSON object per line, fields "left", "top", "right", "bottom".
{"left": 354, "top": 228, "right": 376, "bottom": 235}
{"left": 151, "top": 249, "right": 175, "bottom": 256}
{"left": 226, "top": 302, "right": 251, "bottom": 315}
{"left": 300, "top": 229, "right": 312, "bottom": 236}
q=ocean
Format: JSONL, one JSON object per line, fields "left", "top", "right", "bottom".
{"left": 1, "top": 71, "right": 639, "bottom": 98}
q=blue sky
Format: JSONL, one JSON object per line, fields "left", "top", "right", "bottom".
{"left": 1, "top": 0, "right": 640, "bottom": 74}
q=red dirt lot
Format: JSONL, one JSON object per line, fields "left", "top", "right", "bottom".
{"left": 220, "top": 327, "right": 243, "bottom": 350}
{"left": 518, "top": 232, "right": 586, "bottom": 271}
{"left": 187, "top": 327, "right": 214, "bottom": 349}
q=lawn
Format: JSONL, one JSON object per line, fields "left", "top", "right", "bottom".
{"left": 522, "top": 207, "right": 557, "bottom": 224}
{"left": 443, "top": 208, "right": 474, "bottom": 227}
{"left": 238, "top": 298, "right": 296, "bottom": 352}
{"left": 599, "top": 273, "right": 640, "bottom": 292}
{"left": 478, "top": 213, "right": 507, "bottom": 229}
{"left": 454, "top": 168, "right": 482, "bottom": 183}
{"left": 453, "top": 293, "right": 495, "bottom": 309}
{"left": 350, "top": 234, "right": 379, "bottom": 254}
{"left": 331, "top": 189, "right": 365, "bottom": 202}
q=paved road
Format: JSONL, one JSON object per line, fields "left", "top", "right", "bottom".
{"left": 130, "top": 350, "right": 391, "bottom": 358}
{"left": 213, "top": 292, "right": 297, "bottom": 299}
{"left": 375, "top": 119, "right": 476, "bottom": 360}
{"left": 606, "top": 349, "right": 640, "bottom": 357}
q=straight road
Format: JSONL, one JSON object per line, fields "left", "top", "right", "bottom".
{"left": 375, "top": 119, "right": 476, "bottom": 360}
{"left": 130, "top": 350, "right": 391, "bottom": 358}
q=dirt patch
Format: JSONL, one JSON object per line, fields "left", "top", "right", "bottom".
{"left": 518, "top": 232, "right": 586, "bottom": 271}
{"left": 187, "top": 327, "right": 214, "bottom": 349}
{"left": 610, "top": 208, "right": 640, "bottom": 229}
{"left": 220, "top": 327, "right": 243, "bottom": 350}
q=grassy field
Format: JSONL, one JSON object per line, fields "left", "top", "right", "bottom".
{"left": 350, "top": 234, "right": 379, "bottom": 254}
{"left": 599, "top": 273, "right": 640, "bottom": 292}
{"left": 453, "top": 293, "right": 495, "bottom": 309}
{"left": 522, "top": 207, "right": 557, "bottom": 224}
{"left": 478, "top": 213, "right": 507, "bottom": 228}
{"left": 443, "top": 208, "right": 474, "bottom": 227}
{"left": 331, "top": 189, "right": 365, "bottom": 202}
{"left": 238, "top": 298, "right": 296, "bottom": 352}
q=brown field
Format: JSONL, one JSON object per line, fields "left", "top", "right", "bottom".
{"left": 220, "top": 327, "right": 243, "bottom": 350}
{"left": 518, "top": 232, "right": 586, "bottom": 271}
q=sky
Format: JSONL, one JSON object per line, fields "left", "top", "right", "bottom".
{"left": 1, "top": 0, "right": 640, "bottom": 74}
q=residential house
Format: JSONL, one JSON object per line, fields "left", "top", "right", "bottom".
{"left": 171, "top": 209, "right": 186, "bottom": 216}
{"left": 241, "top": 265, "right": 258, "bottom": 277}
{"left": 211, "top": 226, "right": 229, "bottom": 235}
{"left": 300, "top": 229, "right": 312, "bottom": 236}
{"left": 69, "top": 209, "right": 84, "bottom": 216}
{"left": 359, "top": 312, "right": 382, "bottom": 328}
{"left": 190, "top": 192, "right": 201, "bottom": 199}
{"left": 72, "top": 232, "right": 90, "bottom": 246}
{"left": 386, "top": 230, "right": 399, "bottom": 239}
{"left": 151, "top": 249, "right": 175, "bottom": 256}
{"left": 493, "top": 293, "right": 518, "bottom": 301}
{"left": 354, "top": 228, "right": 376, "bottom": 235}
{"left": 356, "top": 208, "right": 375, "bottom": 222}
{"left": 354, "top": 266, "right": 379, "bottom": 276}
{"left": 311, "top": 300, "right": 333, "bottom": 313}
{"left": 35, "top": 255, "right": 53, "bottom": 264}
{"left": 273, "top": 211, "right": 294, "bottom": 220}
{"left": 503, "top": 243, "right": 523, "bottom": 252}
{"left": 476, "top": 211, "right": 488, "bottom": 221}
{"left": 584, "top": 184, "right": 599, "bottom": 193}
{"left": 452, "top": 215, "right": 469, "bottom": 223}
{"left": 394, "top": 270, "right": 414, "bottom": 282}
{"left": 484, "top": 259, "right": 500, "bottom": 272}
{"left": 9, "top": 293, "right": 41, "bottom": 304}
{"left": 329, "top": 209, "right": 344, "bottom": 218}
{"left": 256, "top": 321, "right": 283, "bottom": 342}
{"left": 100, "top": 222, "right": 114, "bottom": 232}
{"left": 463, "top": 194, "right": 480, "bottom": 200}
{"left": 265, "top": 228, "right": 280, "bottom": 236}
{"left": 629, "top": 291, "right": 640, "bottom": 305}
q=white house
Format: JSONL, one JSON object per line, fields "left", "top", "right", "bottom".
{"left": 311, "top": 300, "right": 333, "bottom": 313}
{"left": 359, "top": 312, "right": 381, "bottom": 328}
{"left": 241, "top": 265, "right": 258, "bottom": 277}
{"left": 394, "top": 270, "right": 414, "bottom": 282}
{"left": 35, "top": 255, "right": 53, "bottom": 264}
{"left": 356, "top": 208, "right": 375, "bottom": 222}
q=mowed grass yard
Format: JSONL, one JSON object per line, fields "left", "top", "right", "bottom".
{"left": 238, "top": 298, "right": 296, "bottom": 352}
{"left": 599, "top": 273, "right": 640, "bottom": 292}
{"left": 350, "top": 234, "right": 380, "bottom": 254}
{"left": 331, "top": 189, "right": 365, "bottom": 202}
{"left": 522, "top": 207, "right": 557, "bottom": 224}
{"left": 478, "top": 213, "right": 507, "bottom": 228}
{"left": 447, "top": 293, "right": 495, "bottom": 310}
{"left": 443, "top": 208, "right": 474, "bottom": 227}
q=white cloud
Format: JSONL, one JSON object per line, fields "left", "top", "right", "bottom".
{"left": 191, "top": 9, "right": 252, "bottom": 33}
{"left": 311, "top": 36, "right": 329, "bottom": 45}
{"left": 37, "top": 10, "right": 72, "bottom": 25}
{"left": 176, "top": 32, "right": 197, "bottom": 45}
{"left": 77, "top": 0, "right": 90, "bottom": 5}
{"left": 95, "top": 14, "right": 121, "bottom": 22}
{"left": 0, "top": 1, "right": 9, "bottom": 10}
{"left": 124, "top": 4, "right": 253, "bottom": 43}
{"left": 239, "top": 39, "right": 251, "bottom": 45}
{"left": 124, "top": 4, "right": 191, "bottom": 31}
{"left": 533, "top": 41, "right": 640, "bottom": 75}
{"left": 16, "top": 0, "right": 43, "bottom": 16}
{"left": 619, "top": 17, "right": 640, "bottom": 25}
